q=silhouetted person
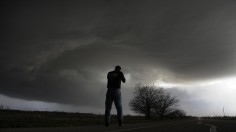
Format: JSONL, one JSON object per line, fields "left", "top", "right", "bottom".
{"left": 105, "top": 66, "right": 126, "bottom": 127}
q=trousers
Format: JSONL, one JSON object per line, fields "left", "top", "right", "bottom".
{"left": 105, "top": 88, "right": 123, "bottom": 123}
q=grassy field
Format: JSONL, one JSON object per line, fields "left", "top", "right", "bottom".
{"left": 4, "top": 109, "right": 235, "bottom": 128}
{"left": 0, "top": 109, "right": 163, "bottom": 128}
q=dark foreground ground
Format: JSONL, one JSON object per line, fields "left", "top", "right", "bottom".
{"left": 1, "top": 110, "right": 236, "bottom": 132}
{"left": 1, "top": 119, "right": 236, "bottom": 132}
{"left": 0, "top": 109, "right": 189, "bottom": 128}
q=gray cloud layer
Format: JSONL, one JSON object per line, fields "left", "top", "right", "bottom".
{"left": 1, "top": 0, "right": 236, "bottom": 114}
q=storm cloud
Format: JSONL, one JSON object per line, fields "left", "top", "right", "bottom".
{"left": 1, "top": 0, "right": 236, "bottom": 116}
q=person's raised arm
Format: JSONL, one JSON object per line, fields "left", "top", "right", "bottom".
{"left": 121, "top": 73, "right": 126, "bottom": 83}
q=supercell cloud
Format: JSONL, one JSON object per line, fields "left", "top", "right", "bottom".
{"left": 1, "top": 0, "right": 236, "bottom": 116}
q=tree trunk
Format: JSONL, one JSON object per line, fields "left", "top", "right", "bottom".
{"left": 145, "top": 103, "right": 151, "bottom": 120}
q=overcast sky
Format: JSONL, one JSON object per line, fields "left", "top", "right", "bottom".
{"left": 1, "top": 0, "right": 236, "bottom": 116}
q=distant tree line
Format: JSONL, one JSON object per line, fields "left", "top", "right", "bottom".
{"left": 129, "top": 83, "right": 186, "bottom": 120}
{"left": 0, "top": 105, "right": 10, "bottom": 110}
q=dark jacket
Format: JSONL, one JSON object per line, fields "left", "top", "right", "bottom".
{"left": 107, "top": 70, "right": 126, "bottom": 89}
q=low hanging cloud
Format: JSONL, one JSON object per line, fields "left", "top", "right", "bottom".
{"left": 1, "top": 0, "right": 236, "bottom": 116}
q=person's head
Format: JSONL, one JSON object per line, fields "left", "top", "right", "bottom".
{"left": 115, "top": 65, "right": 121, "bottom": 71}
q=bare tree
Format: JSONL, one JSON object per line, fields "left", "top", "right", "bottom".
{"left": 129, "top": 84, "right": 164, "bottom": 119}
{"left": 154, "top": 92, "right": 179, "bottom": 119}
{"left": 129, "top": 83, "right": 180, "bottom": 119}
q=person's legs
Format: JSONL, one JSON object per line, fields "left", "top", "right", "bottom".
{"left": 114, "top": 89, "right": 123, "bottom": 126}
{"left": 105, "top": 89, "right": 113, "bottom": 126}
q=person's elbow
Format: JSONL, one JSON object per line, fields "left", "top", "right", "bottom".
{"left": 122, "top": 79, "right": 126, "bottom": 83}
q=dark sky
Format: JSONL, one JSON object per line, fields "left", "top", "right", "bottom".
{"left": 1, "top": 0, "right": 236, "bottom": 116}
